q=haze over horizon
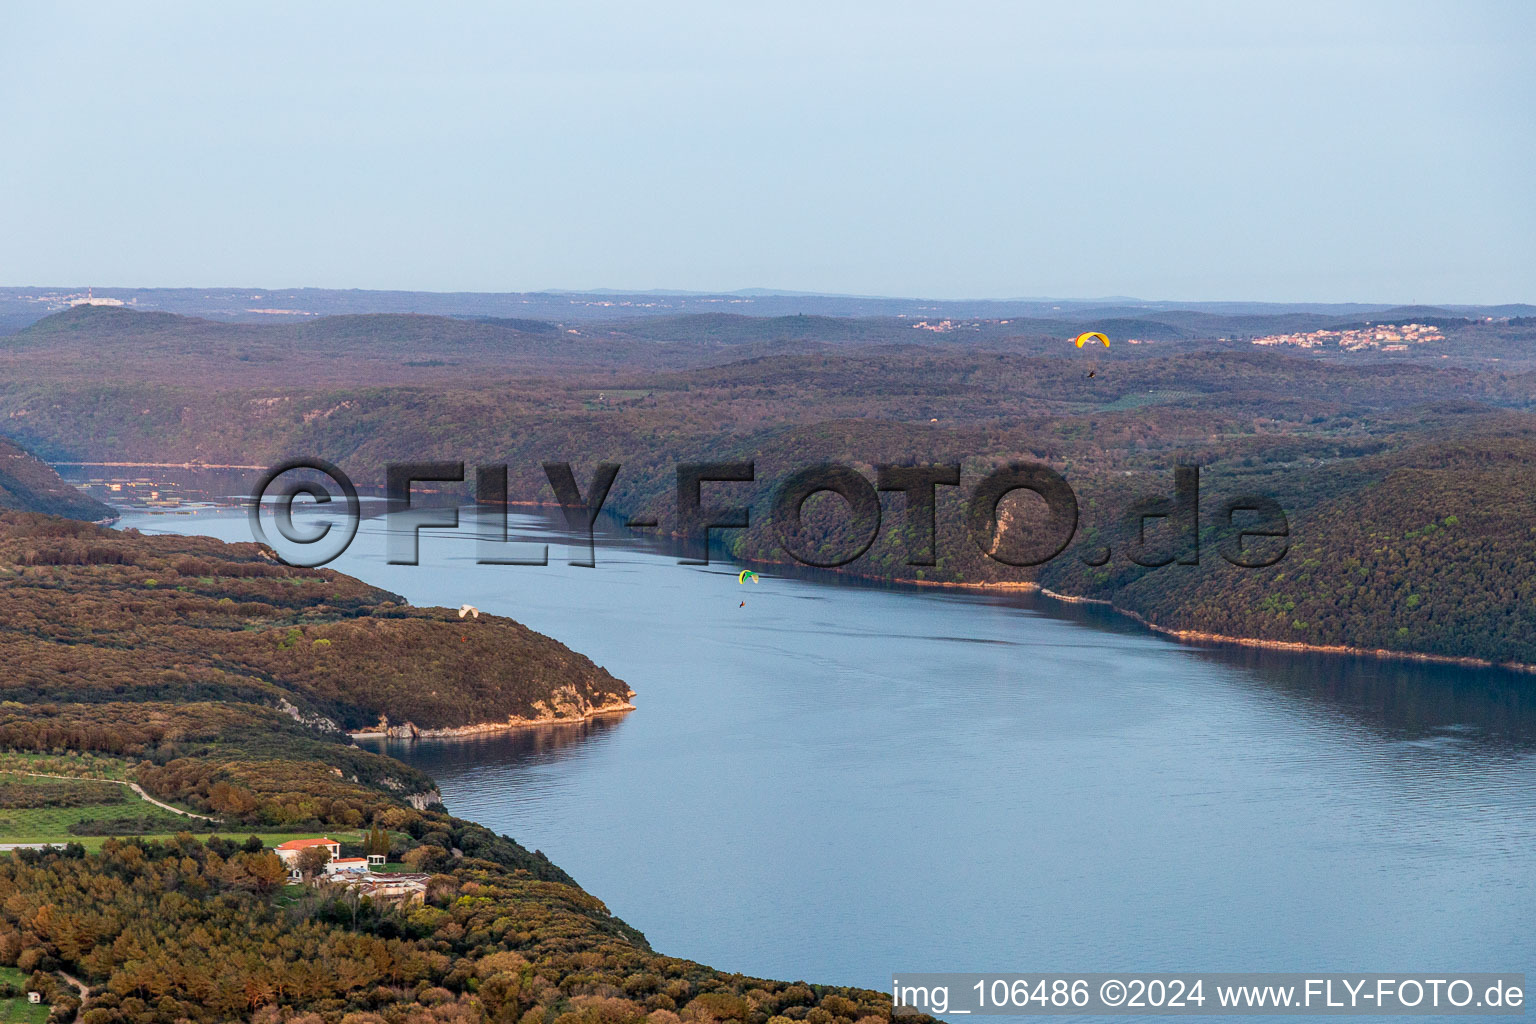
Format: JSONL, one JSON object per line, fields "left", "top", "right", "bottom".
{"left": 5, "top": 285, "right": 1530, "bottom": 312}
{"left": 3, "top": 2, "right": 1533, "bottom": 302}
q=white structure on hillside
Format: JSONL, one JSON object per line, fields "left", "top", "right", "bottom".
{"left": 348, "top": 873, "right": 431, "bottom": 905}
{"left": 272, "top": 837, "right": 422, "bottom": 901}
{"left": 68, "top": 288, "right": 125, "bottom": 307}
{"left": 325, "top": 856, "right": 370, "bottom": 875}
{"left": 274, "top": 837, "right": 342, "bottom": 879}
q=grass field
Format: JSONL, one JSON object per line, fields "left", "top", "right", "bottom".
{"left": 0, "top": 799, "right": 186, "bottom": 843}
{"left": 274, "top": 882, "right": 309, "bottom": 909}
{"left": 0, "top": 774, "right": 191, "bottom": 843}
{"left": 0, "top": 772, "right": 397, "bottom": 854}
{"left": 0, "top": 774, "right": 229, "bottom": 846}
{"left": 0, "top": 997, "right": 45, "bottom": 1024}
{"left": 1, "top": 830, "right": 371, "bottom": 855}
{"left": 0, "top": 968, "right": 45, "bottom": 1024}
{"left": 0, "top": 753, "right": 128, "bottom": 780}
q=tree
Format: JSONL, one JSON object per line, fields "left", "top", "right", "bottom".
{"left": 365, "top": 824, "right": 390, "bottom": 858}
{"left": 296, "top": 845, "right": 331, "bottom": 880}
{"left": 246, "top": 851, "right": 287, "bottom": 892}
{"left": 402, "top": 845, "right": 448, "bottom": 873}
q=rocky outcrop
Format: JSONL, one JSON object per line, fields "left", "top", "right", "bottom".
{"left": 276, "top": 697, "right": 342, "bottom": 734}
{"left": 348, "top": 688, "right": 636, "bottom": 742}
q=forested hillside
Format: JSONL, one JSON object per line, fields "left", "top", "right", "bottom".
{"left": 7, "top": 306, "right": 1536, "bottom": 666}
{"left": 0, "top": 513, "right": 632, "bottom": 733}
{"left": 0, "top": 512, "right": 910, "bottom": 1024}
{"left": 0, "top": 438, "right": 110, "bottom": 521}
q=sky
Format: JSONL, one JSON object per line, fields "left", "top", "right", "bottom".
{"left": 2, "top": 2, "right": 1532, "bottom": 302}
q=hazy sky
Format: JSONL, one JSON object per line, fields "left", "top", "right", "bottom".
{"left": 2, "top": 2, "right": 1532, "bottom": 301}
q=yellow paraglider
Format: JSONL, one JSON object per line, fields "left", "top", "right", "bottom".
{"left": 738, "top": 570, "right": 759, "bottom": 584}
{"left": 1073, "top": 331, "right": 1110, "bottom": 379}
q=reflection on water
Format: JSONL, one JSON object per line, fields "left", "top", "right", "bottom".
{"left": 111, "top": 487, "right": 1536, "bottom": 1009}
{"left": 1193, "top": 646, "right": 1536, "bottom": 751}
{"left": 389, "top": 717, "right": 628, "bottom": 781}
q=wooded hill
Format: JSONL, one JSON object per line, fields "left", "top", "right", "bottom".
{"left": 0, "top": 509, "right": 909, "bottom": 1024}
{"left": 0, "top": 438, "right": 110, "bottom": 521}
{"left": 8, "top": 306, "right": 1536, "bottom": 666}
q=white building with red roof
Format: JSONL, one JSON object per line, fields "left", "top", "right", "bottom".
{"left": 274, "top": 837, "right": 342, "bottom": 878}
{"left": 273, "top": 837, "right": 395, "bottom": 883}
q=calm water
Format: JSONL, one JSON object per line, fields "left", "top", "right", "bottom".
{"left": 114, "top": 499, "right": 1536, "bottom": 999}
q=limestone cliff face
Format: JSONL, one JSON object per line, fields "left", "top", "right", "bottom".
{"left": 276, "top": 697, "right": 342, "bottom": 734}
{"left": 349, "top": 685, "right": 637, "bottom": 741}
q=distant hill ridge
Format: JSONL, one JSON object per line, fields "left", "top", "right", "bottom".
{"left": 3, "top": 285, "right": 1532, "bottom": 335}
{"left": 3, "top": 303, "right": 1536, "bottom": 670}
{"left": 9, "top": 305, "right": 553, "bottom": 348}
{"left": 6, "top": 302, "right": 1504, "bottom": 356}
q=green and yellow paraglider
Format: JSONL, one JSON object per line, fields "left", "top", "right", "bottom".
{"left": 738, "top": 570, "right": 759, "bottom": 584}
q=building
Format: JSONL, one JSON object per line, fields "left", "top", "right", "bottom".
{"left": 324, "top": 859, "right": 371, "bottom": 878}
{"left": 68, "top": 288, "right": 125, "bottom": 307}
{"left": 345, "top": 873, "right": 431, "bottom": 905}
{"left": 324, "top": 856, "right": 371, "bottom": 876}
{"left": 275, "top": 837, "right": 409, "bottom": 889}
{"left": 274, "top": 837, "right": 342, "bottom": 879}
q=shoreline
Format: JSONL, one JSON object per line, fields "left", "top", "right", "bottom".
{"left": 734, "top": 553, "right": 1536, "bottom": 676}
{"left": 1030, "top": 586, "right": 1536, "bottom": 675}
{"left": 346, "top": 696, "right": 636, "bottom": 742}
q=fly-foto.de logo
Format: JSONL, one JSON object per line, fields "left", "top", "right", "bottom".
{"left": 248, "top": 459, "right": 1288, "bottom": 571}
